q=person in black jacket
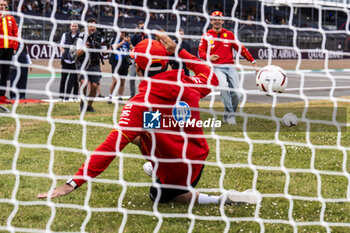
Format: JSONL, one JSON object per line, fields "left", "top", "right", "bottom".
{"left": 108, "top": 32, "right": 133, "bottom": 103}
{"left": 76, "top": 18, "right": 108, "bottom": 112}
{"left": 169, "top": 28, "right": 191, "bottom": 76}
{"left": 9, "top": 43, "right": 31, "bottom": 99}
{"left": 128, "top": 21, "right": 148, "bottom": 98}
{"left": 59, "top": 22, "right": 79, "bottom": 100}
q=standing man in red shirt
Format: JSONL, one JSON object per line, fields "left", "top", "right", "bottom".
{"left": 0, "top": 0, "right": 18, "bottom": 104}
{"left": 199, "top": 11, "right": 256, "bottom": 125}
{"left": 37, "top": 34, "right": 261, "bottom": 206}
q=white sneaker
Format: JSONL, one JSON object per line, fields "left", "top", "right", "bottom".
{"left": 107, "top": 96, "right": 113, "bottom": 104}
{"left": 143, "top": 162, "right": 153, "bottom": 177}
{"left": 219, "top": 189, "right": 262, "bottom": 205}
{"left": 223, "top": 117, "right": 236, "bottom": 125}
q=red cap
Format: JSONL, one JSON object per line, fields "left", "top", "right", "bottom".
{"left": 211, "top": 11, "right": 223, "bottom": 17}
{"left": 131, "top": 39, "right": 168, "bottom": 71}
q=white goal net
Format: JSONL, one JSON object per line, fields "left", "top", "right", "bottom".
{"left": 0, "top": 0, "right": 350, "bottom": 232}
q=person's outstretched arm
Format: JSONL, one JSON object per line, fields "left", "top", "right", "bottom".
{"left": 37, "top": 105, "right": 143, "bottom": 199}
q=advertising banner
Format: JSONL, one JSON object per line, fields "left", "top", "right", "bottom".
{"left": 248, "top": 48, "right": 350, "bottom": 60}
{"left": 26, "top": 44, "right": 350, "bottom": 60}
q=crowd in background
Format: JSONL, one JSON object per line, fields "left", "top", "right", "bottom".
{"left": 10, "top": 0, "right": 266, "bottom": 24}
{"left": 10, "top": 0, "right": 346, "bottom": 33}
{"left": 11, "top": 0, "right": 215, "bottom": 22}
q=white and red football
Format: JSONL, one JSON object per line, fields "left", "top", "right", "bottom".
{"left": 256, "top": 65, "right": 288, "bottom": 93}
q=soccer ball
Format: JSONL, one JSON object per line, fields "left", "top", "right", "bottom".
{"left": 256, "top": 65, "right": 288, "bottom": 93}
{"left": 282, "top": 113, "right": 298, "bottom": 127}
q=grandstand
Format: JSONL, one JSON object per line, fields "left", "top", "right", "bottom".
{"left": 13, "top": 0, "right": 350, "bottom": 55}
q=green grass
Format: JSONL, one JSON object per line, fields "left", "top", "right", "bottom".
{"left": 0, "top": 99, "right": 349, "bottom": 232}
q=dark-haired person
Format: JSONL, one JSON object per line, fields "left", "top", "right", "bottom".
{"left": 59, "top": 22, "right": 79, "bottom": 101}
{"left": 128, "top": 21, "right": 146, "bottom": 99}
{"left": 108, "top": 31, "right": 133, "bottom": 103}
{"left": 0, "top": 0, "right": 18, "bottom": 104}
{"left": 9, "top": 43, "right": 31, "bottom": 100}
{"left": 76, "top": 18, "right": 107, "bottom": 112}
{"left": 169, "top": 28, "right": 191, "bottom": 76}
{"left": 199, "top": 11, "right": 257, "bottom": 125}
{"left": 38, "top": 33, "right": 261, "bottom": 206}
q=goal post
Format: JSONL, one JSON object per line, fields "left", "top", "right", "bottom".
{"left": 0, "top": 0, "right": 349, "bottom": 232}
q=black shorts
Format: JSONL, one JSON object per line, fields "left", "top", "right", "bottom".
{"left": 79, "top": 65, "right": 101, "bottom": 84}
{"left": 149, "top": 165, "right": 204, "bottom": 203}
{"left": 112, "top": 62, "right": 129, "bottom": 77}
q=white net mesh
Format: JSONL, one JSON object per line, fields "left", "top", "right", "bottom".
{"left": 0, "top": 0, "right": 349, "bottom": 232}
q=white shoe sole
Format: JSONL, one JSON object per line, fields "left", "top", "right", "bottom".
{"left": 223, "top": 117, "right": 237, "bottom": 125}
{"left": 226, "top": 189, "right": 262, "bottom": 205}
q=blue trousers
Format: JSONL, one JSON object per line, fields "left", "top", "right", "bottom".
{"left": 214, "top": 66, "right": 242, "bottom": 121}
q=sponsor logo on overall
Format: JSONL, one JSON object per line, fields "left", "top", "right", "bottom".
{"left": 172, "top": 101, "right": 191, "bottom": 123}
{"left": 143, "top": 110, "right": 161, "bottom": 129}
